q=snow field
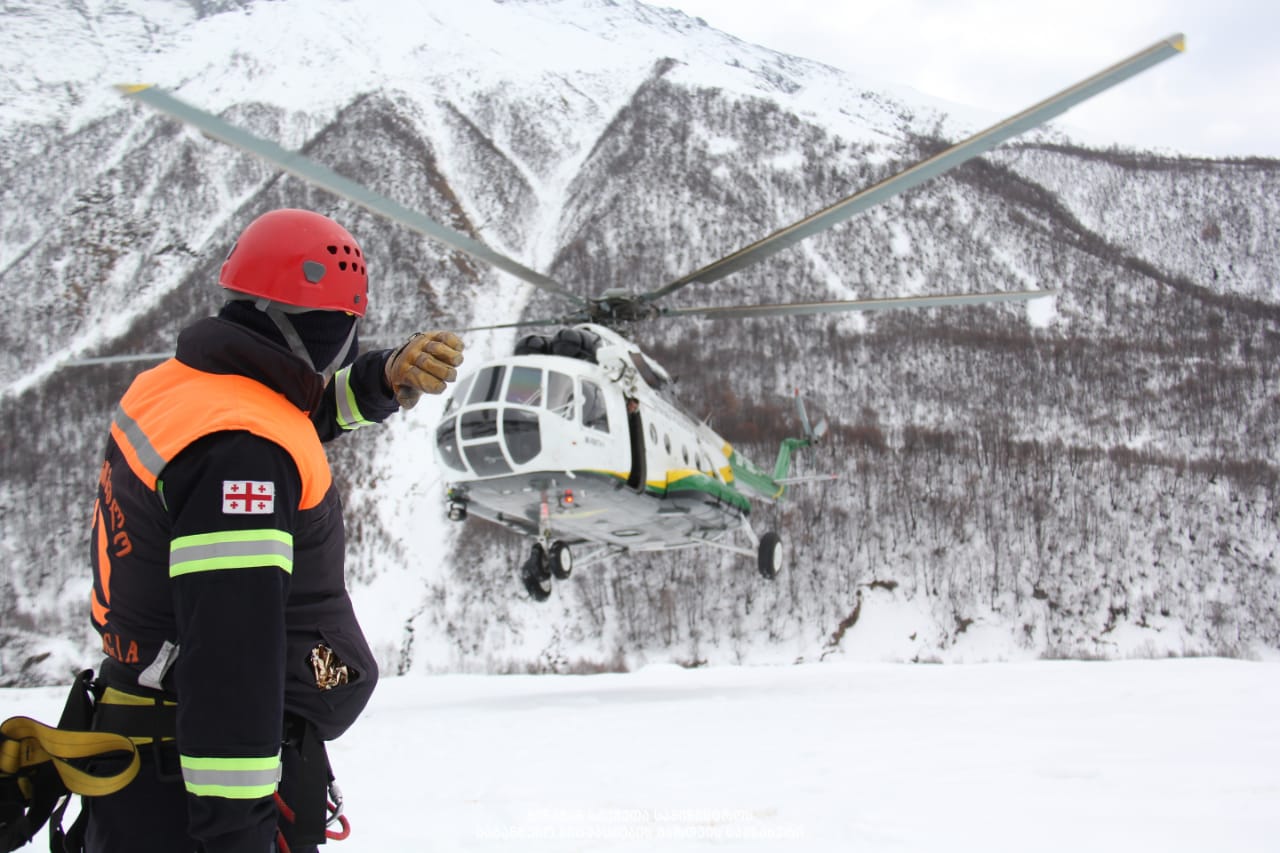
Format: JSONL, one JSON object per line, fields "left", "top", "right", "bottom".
{"left": 3, "top": 658, "right": 1277, "bottom": 851}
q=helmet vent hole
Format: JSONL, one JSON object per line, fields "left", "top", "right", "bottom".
{"left": 339, "top": 261, "right": 348, "bottom": 271}
{"left": 344, "top": 245, "right": 352, "bottom": 254}
{"left": 327, "top": 245, "right": 338, "bottom": 255}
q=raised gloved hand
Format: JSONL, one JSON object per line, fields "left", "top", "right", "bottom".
{"left": 384, "top": 331, "right": 465, "bottom": 409}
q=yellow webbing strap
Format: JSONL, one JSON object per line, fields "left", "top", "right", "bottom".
{"left": 98, "top": 686, "right": 177, "bottom": 745}
{"left": 0, "top": 716, "right": 139, "bottom": 797}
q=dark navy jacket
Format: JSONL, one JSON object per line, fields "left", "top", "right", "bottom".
{"left": 89, "top": 315, "right": 398, "bottom": 851}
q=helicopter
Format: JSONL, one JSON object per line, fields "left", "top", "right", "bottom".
{"left": 100, "top": 34, "right": 1183, "bottom": 600}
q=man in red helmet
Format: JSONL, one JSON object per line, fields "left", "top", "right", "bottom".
{"left": 81, "top": 209, "right": 463, "bottom": 852}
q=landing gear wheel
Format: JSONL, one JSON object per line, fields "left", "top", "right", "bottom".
{"left": 757, "top": 531, "right": 783, "bottom": 580}
{"left": 520, "top": 544, "right": 552, "bottom": 602}
{"left": 549, "top": 541, "right": 573, "bottom": 580}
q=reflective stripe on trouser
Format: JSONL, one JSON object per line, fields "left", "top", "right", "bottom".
{"left": 180, "top": 752, "right": 281, "bottom": 799}
{"left": 334, "top": 366, "right": 374, "bottom": 431}
{"left": 169, "top": 529, "right": 294, "bottom": 578}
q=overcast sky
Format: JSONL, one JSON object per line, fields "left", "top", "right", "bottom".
{"left": 662, "top": 0, "right": 1279, "bottom": 159}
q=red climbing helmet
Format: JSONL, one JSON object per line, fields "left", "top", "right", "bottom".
{"left": 219, "top": 209, "right": 369, "bottom": 316}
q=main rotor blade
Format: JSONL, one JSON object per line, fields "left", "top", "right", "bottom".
{"left": 645, "top": 34, "right": 1185, "bottom": 303}
{"left": 363, "top": 315, "right": 568, "bottom": 341}
{"left": 659, "top": 288, "right": 1055, "bottom": 320}
{"left": 64, "top": 352, "right": 172, "bottom": 366}
{"left": 454, "top": 316, "right": 570, "bottom": 332}
{"left": 116, "top": 85, "right": 586, "bottom": 308}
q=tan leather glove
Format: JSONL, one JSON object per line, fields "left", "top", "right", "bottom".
{"left": 384, "top": 331, "right": 465, "bottom": 409}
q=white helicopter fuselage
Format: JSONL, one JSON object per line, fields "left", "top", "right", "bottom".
{"left": 434, "top": 325, "right": 755, "bottom": 555}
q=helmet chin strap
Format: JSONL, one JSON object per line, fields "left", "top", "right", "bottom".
{"left": 256, "top": 300, "right": 357, "bottom": 384}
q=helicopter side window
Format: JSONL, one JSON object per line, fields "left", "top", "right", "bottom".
{"left": 547, "top": 371, "right": 575, "bottom": 420}
{"left": 581, "top": 380, "right": 609, "bottom": 433}
{"left": 506, "top": 366, "right": 542, "bottom": 406}
{"left": 468, "top": 366, "right": 506, "bottom": 405}
{"left": 443, "top": 373, "right": 475, "bottom": 417}
{"left": 648, "top": 423, "right": 657, "bottom": 445}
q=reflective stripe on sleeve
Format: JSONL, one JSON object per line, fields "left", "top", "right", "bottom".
{"left": 334, "top": 366, "right": 374, "bottom": 431}
{"left": 180, "top": 752, "right": 281, "bottom": 799}
{"left": 169, "top": 529, "right": 293, "bottom": 578}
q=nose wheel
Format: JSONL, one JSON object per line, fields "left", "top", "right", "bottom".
{"left": 549, "top": 541, "right": 573, "bottom": 579}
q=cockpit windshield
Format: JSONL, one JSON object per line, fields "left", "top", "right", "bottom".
{"left": 468, "top": 366, "right": 505, "bottom": 405}
{"left": 506, "top": 366, "right": 542, "bottom": 406}
{"left": 442, "top": 373, "right": 475, "bottom": 416}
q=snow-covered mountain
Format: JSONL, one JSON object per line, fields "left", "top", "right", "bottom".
{"left": 1, "top": 0, "right": 1277, "bottom": 685}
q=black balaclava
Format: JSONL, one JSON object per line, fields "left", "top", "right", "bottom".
{"left": 219, "top": 300, "right": 359, "bottom": 381}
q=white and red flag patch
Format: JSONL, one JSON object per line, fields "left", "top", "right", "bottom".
{"left": 222, "top": 480, "right": 276, "bottom": 515}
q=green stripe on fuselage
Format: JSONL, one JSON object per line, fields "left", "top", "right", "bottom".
{"left": 590, "top": 469, "right": 752, "bottom": 513}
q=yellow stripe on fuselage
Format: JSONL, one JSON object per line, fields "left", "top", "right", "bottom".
{"left": 586, "top": 468, "right": 719, "bottom": 491}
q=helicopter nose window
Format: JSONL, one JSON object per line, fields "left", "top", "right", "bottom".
{"left": 547, "top": 371, "right": 575, "bottom": 420}
{"left": 468, "top": 366, "right": 506, "bottom": 405}
{"left": 503, "top": 410, "right": 541, "bottom": 464}
{"left": 581, "top": 381, "right": 609, "bottom": 433}
{"left": 436, "top": 417, "right": 464, "bottom": 470}
{"left": 460, "top": 408, "right": 499, "bottom": 440}
{"left": 463, "top": 442, "right": 511, "bottom": 477}
{"left": 506, "top": 366, "right": 543, "bottom": 406}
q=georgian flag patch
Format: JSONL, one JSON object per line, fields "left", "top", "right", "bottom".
{"left": 223, "top": 480, "right": 276, "bottom": 515}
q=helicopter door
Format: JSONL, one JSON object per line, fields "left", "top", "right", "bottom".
{"left": 625, "top": 398, "right": 645, "bottom": 493}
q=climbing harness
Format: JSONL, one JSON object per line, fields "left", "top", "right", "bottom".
{"left": 0, "top": 671, "right": 139, "bottom": 853}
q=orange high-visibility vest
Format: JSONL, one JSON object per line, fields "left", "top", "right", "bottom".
{"left": 108, "top": 359, "right": 331, "bottom": 510}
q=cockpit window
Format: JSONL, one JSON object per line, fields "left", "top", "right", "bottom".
{"left": 505, "top": 366, "right": 542, "bottom": 406}
{"left": 547, "top": 371, "right": 575, "bottom": 420}
{"left": 467, "top": 366, "right": 506, "bottom": 405}
{"left": 582, "top": 380, "right": 609, "bottom": 433}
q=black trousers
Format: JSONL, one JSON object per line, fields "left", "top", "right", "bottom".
{"left": 80, "top": 746, "right": 316, "bottom": 853}
{"left": 82, "top": 746, "right": 194, "bottom": 853}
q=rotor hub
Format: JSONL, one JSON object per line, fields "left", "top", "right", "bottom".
{"left": 585, "top": 289, "right": 660, "bottom": 326}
